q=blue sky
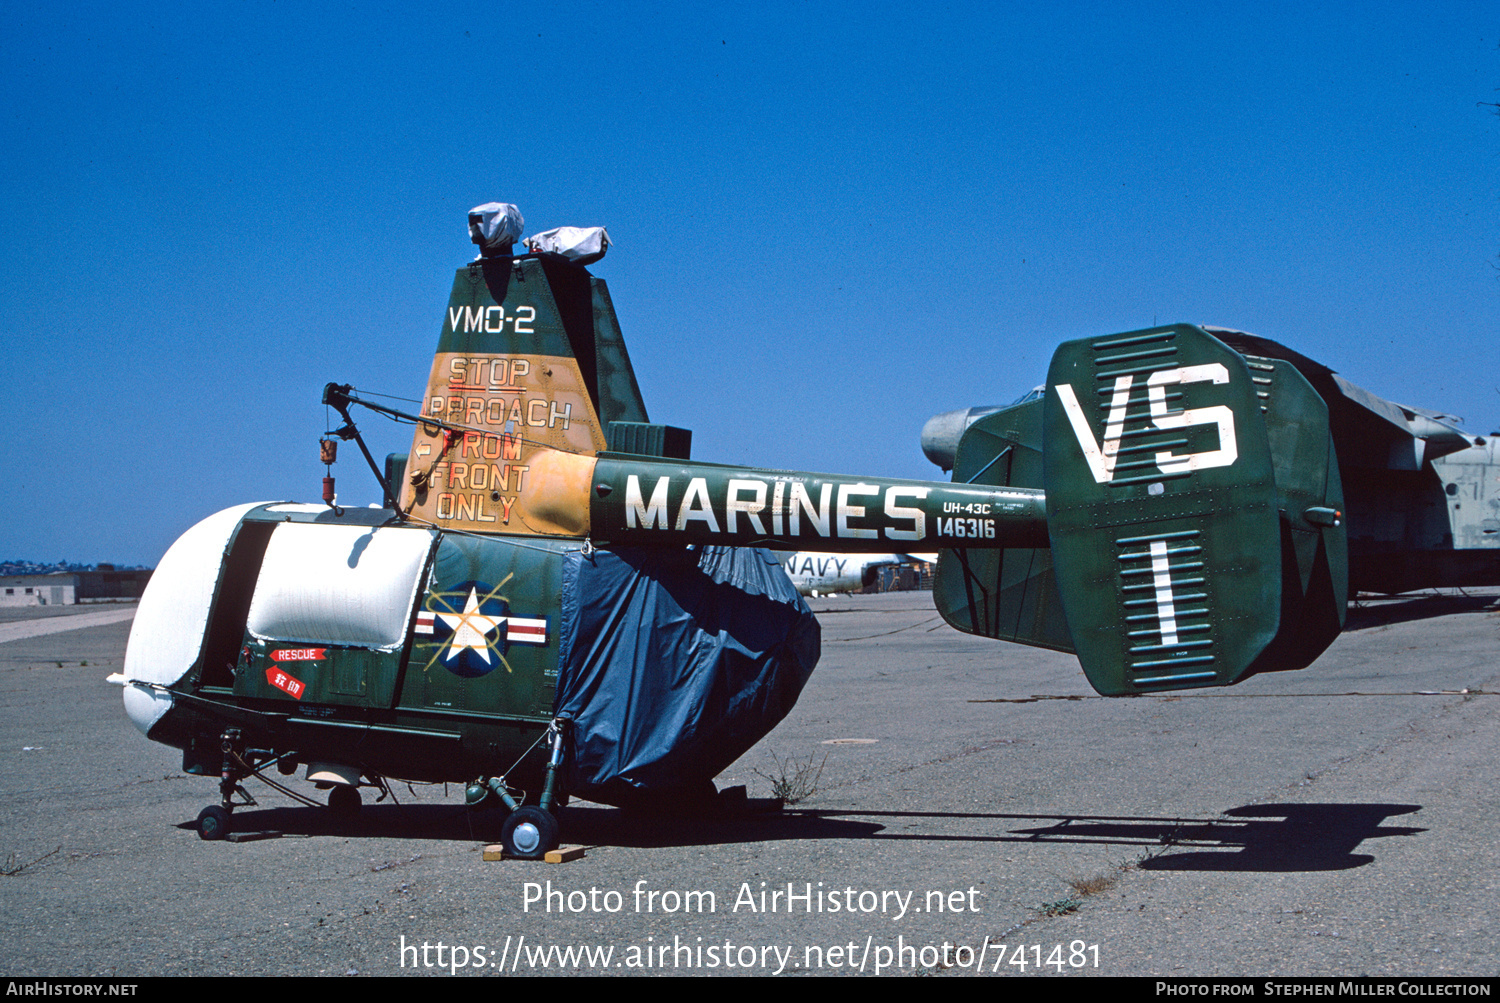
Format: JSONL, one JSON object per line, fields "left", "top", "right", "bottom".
{"left": 2, "top": 2, "right": 1496, "bottom": 565}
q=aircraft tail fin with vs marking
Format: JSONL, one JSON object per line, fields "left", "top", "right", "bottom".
{"left": 936, "top": 324, "right": 1347, "bottom": 695}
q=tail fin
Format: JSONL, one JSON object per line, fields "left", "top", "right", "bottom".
{"left": 1239, "top": 354, "right": 1347, "bottom": 674}
{"left": 401, "top": 254, "right": 651, "bottom": 535}
{"left": 1042, "top": 324, "right": 1345, "bottom": 694}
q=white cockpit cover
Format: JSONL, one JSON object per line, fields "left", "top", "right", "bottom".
{"left": 124, "top": 502, "right": 271, "bottom": 688}
{"left": 245, "top": 523, "right": 435, "bottom": 651}
{"left": 523, "top": 226, "right": 611, "bottom": 264}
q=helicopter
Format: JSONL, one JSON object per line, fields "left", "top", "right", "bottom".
{"left": 115, "top": 201, "right": 1458, "bottom": 859}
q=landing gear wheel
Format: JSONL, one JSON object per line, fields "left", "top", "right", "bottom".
{"left": 197, "top": 805, "right": 232, "bottom": 841}
{"left": 328, "top": 785, "right": 361, "bottom": 819}
{"left": 501, "top": 806, "right": 559, "bottom": 860}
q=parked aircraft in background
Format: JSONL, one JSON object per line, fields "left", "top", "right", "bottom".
{"left": 775, "top": 552, "right": 935, "bottom": 595}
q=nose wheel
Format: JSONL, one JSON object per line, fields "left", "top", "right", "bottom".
{"left": 197, "top": 728, "right": 256, "bottom": 840}
{"left": 196, "top": 805, "right": 232, "bottom": 841}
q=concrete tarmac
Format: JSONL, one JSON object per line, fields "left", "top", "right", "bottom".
{"left": 0, "top": 591, "right": 1496, "bottom": 977}
{"left": 0, "top": 606, "right": 138, "bottom": 644}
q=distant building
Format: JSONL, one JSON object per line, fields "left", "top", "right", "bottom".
{"left": 0, "top": 576, "right": 73, "bottom": 606}
{"left": 0, "top": 569, "right": 152, "bottom": 606}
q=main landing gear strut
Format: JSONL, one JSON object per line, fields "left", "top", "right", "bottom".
{"left": 467, "top": 720, "right": 568, "bottom": 860}
{"left": 195, "top": 729, "right": 256, "bottom": 841}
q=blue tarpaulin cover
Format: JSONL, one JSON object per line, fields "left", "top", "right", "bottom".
{"left": 555, "top": 546, "right": 820, "bottom": 805}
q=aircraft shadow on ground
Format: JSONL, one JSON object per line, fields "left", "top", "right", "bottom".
{"left": 1344, "top": 593, "right": 1497, "bottom": 631}
{"left": 785, "top": 803, "right": 1424, "bottom": 871}
{"left": 189, "top": 800, "right": 1421, "bottom": 871}
{"left": 992, "top": 802, "right": 1424, "bottom": 871}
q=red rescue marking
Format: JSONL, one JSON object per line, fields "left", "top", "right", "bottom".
{"left": 265, "top": 667, "right": 306, "bottom": 700}
{"left": 271, "top": 648, "right": 326, "bottom": 662}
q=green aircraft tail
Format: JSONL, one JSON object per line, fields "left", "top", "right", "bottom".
{"left": 932, "top": 395, "right": 1074, "bottom": 653}
{"left": 937, "top": 324, "right": 1347, "bottom": 695}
